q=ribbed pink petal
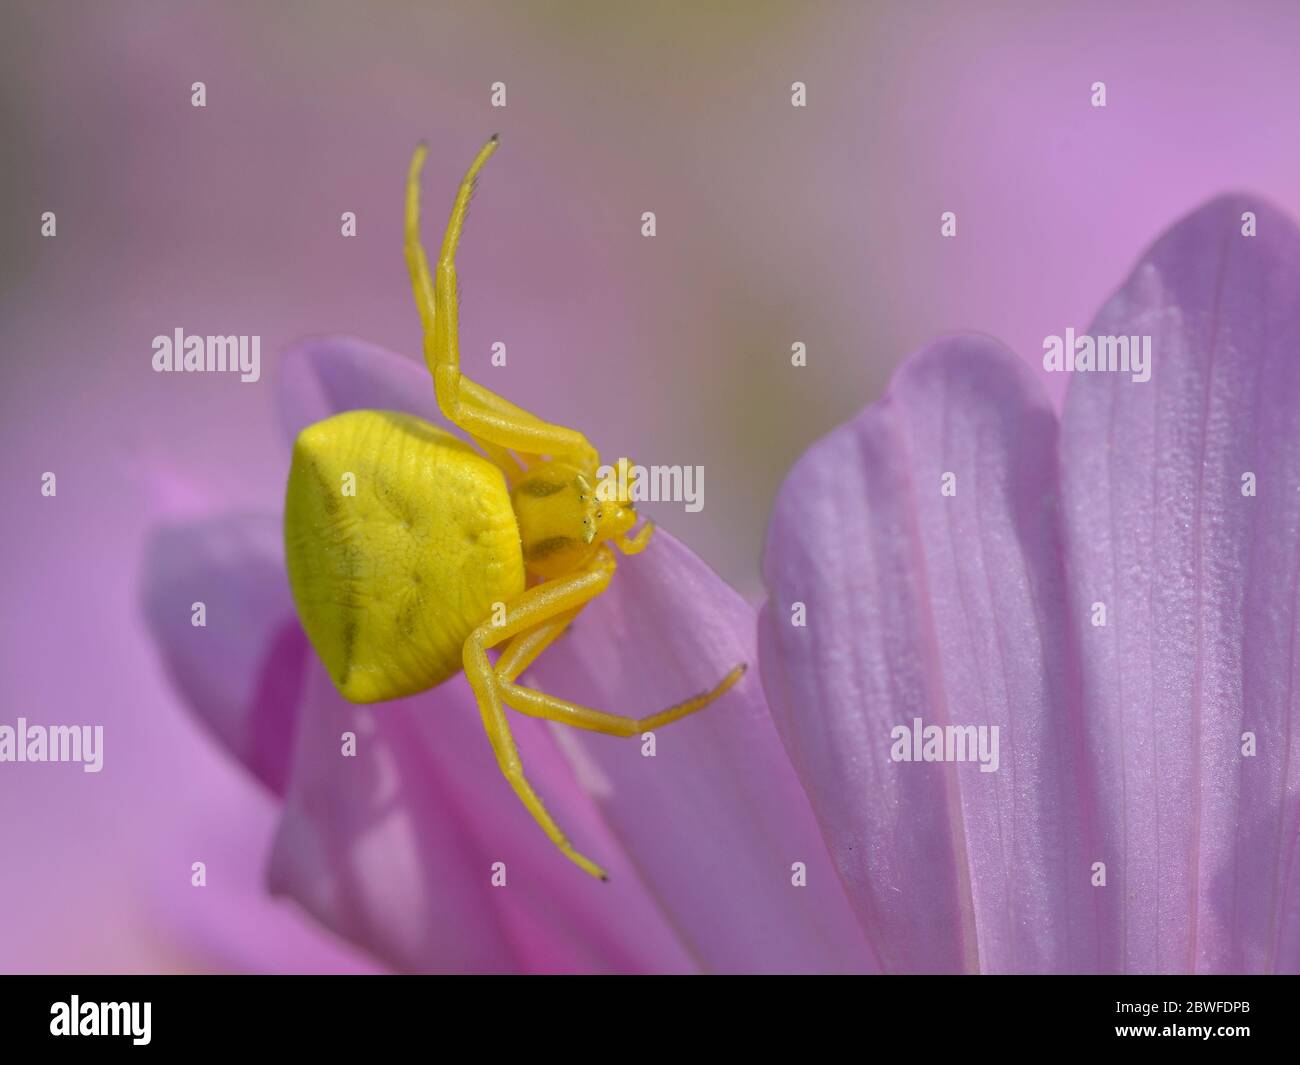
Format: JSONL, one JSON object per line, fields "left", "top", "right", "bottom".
{"left": 529, "top": 530, "right": 878, "bottom": 974}
{"left": 142, "top": 513, "right": 308, "bottom": 796}
{"left": 760, "top": 335, "right": 1099, "bottom": 973}
{"left": 1060, "top": 196, "right": 1300, "bottom": 973}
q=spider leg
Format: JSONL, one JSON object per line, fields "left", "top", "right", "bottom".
{"left": 466, "top": 546, "right": 745, "bottom": 876}
{"left": 498, "top": 663, "right": 746, "bottom": 737}
{"left": 406, "top": 140, "right": 597, "bottom": 469}
{"left": 492, "top": 553, "right": 746, "bottom": 729}
{"left": 614, "top": 522, "right": 655, "bottom": 555}
{"left": 494, "top": 607, "right": 583, "bottom": 682}
{"left": 469, "top": 433, "right": 526, "bottom": 485}
{"left": 462, "top": 552, "right": 617, "bottom": 879}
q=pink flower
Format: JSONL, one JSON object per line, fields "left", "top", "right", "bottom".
{"left": 145, "top": 195, "right": 1300, "bottom": 975}
{"left": 760, "top": 196, "right": 1300, "bottom": 974}
{"left": 144, "top": 337, "right": 875, "bottom": 974}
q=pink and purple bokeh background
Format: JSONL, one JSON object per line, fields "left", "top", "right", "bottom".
{"left": 3, "top": 0, "right": 1299, "bottom": 972}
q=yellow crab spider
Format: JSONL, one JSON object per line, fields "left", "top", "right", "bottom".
{"left": 283, "top": 135, "right": 746, "bottom": 880}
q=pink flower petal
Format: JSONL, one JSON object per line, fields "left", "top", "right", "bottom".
{"left": 149, "top": 790, "right": 386, "bottom": 974}
{"left": 1060, "top": 196, "right": 1300, "bottom": 974}
{"left": 277, "top": 335, "right": 441, "bottom": 444}
{"left": 529, "top": 530, "right": 878, "bottom": 974}
{"left": 266, "top": 662, "right": 697, "bottom": 973}
{"left": 142, "top": 513, "right": 308, "bottom": 796}
{"left": 760, "top": 335, "right": 1098, "bottom": 973}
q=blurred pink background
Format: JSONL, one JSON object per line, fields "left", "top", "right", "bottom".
{"left": 3, "top": 0, "right": 1300, "bottom": 971}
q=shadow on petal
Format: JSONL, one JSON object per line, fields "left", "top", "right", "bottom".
{"left": 276, "top": 336, "right": 443, "bottom": 446}
{"left": 141, "top": 512, "right": 308, "bottom": 796}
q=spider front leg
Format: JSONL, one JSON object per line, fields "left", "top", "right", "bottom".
{"left": 490, "top": 531, "right": 651, "bottom": 682}
{"left": 494, "top": 607, "right": 583, "bottom": 683}
{"left": 498, "top": 664, "right": 746, "bottom": 737}
{"left": 465, "top": 547, "right": 746, "bottom": 878}
{"left": 463, "top": 553, "right": 617, "bottom": 879}
{"left": 406, "top": 139, "right": 597, "bottom": 470}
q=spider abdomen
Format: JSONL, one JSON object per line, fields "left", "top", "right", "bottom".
{"left": 284, "top": 408, "right": 525, "bottom": 703}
